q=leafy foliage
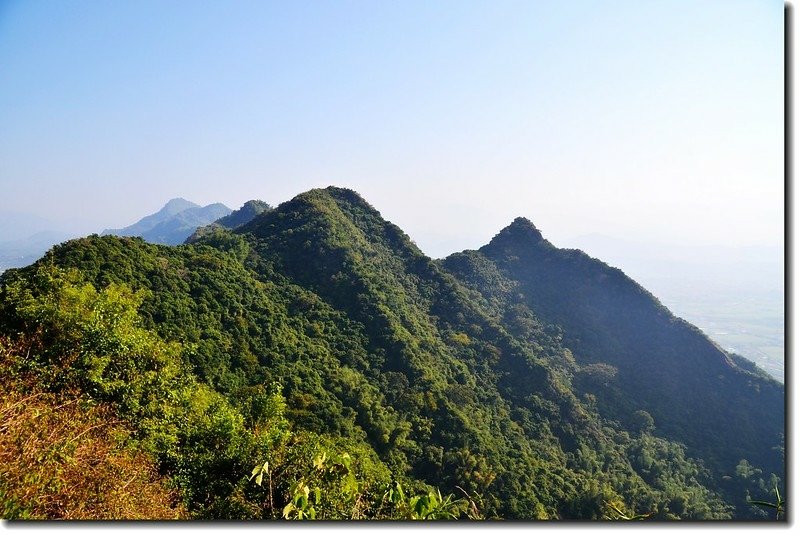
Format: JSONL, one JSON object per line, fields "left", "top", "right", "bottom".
{"left": 748, "top": 486, "right": 784, "bottom": 520}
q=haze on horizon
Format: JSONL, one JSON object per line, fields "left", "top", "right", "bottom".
{"left": 0, "top": 0, "right": 783, "bottom": 260}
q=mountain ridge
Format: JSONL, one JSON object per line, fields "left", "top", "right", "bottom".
{"left": 449, "top": 216, "right": 783, "bottom": 481}
{"left": 186, "top": 200, "right": 273, "bottom": 243}
{"left": 0, "top": 186, "right": 783, "bottom": 520}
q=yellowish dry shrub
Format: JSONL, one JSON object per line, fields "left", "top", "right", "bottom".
{"left": 0, "top": 342, "right": 186, "bottom": 520}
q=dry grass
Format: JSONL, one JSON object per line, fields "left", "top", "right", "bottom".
{"left": 0, "top": 342, "right": 186, "bottom": 520}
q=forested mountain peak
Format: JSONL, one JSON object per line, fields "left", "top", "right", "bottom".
{"left": 305, "top": 186, "right": 378, "bottom": 210}
{"left": 291, "top": 187, "right": 390, "bottom": 227}
{"left": 453, "top": 213, "right": 784, "bottom": 495}
{"left": 216, "top": 200, "right": 272, "bottom": 228}
{"left": 186, "top": 200, "right": 273, "bottom": 243}
{"left": 239, "top": 186, "right": 423, "bottom": 260}
{"left": 485, "top": 217, "right": 550, "bottom": 252}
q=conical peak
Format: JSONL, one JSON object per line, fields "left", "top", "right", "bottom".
{"left": 495, "top": 217, "right": 545, "bottom": 244}
{"left": 478, "top": 216, "right": 553, "bottom": 257}
{"left": 509, "top": 216, "right": 541, "bottom": 233}
{"left": 159, "top": 198, "right": 200, "bottom": 217}
{"left": 164, "top": 197, "right": 191, "bottom": 206}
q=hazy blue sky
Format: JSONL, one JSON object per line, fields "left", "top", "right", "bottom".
{"left": 0, "top": 0, "right": 783, "bottom": 258}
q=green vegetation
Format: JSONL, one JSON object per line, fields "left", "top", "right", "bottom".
{"left": 214, "top": 200, "right": 273, "bottom": 230}
{"left": 748, "top": 486, "right": 784, "bottom": 520}
{"left": 443, "top": 216, "right": 784, "bottom": 516}
{"left": 187, "top": 200, "right": 273, "bottom": 243}
{"left": 0, "top": 187, "right": 784, "bottom": 520}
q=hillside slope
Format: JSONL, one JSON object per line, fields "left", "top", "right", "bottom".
{"left": 442, "top": 217, "right": 784, "bottom": 512}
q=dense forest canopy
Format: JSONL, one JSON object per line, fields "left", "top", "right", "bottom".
{"left": 0, "top": 187, "right": 784, "bottom": 520}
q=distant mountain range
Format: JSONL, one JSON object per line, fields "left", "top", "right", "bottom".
{"left": 0, "top": 199, "right": 273, "bottom": 272}
{"left": 0, "top": 212, "right": 60, "bottom": 243}
{"left": 0, "top": 212, "right": 82, "bottom": 272}
{"left": 102, "top": 198, "right": 233, "bottom": 245}
{"left": 0, "top": 230, "right": 78, "bottom": 271}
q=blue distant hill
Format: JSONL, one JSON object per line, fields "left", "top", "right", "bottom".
{"left": 102, "top": 198, "right": 232, "bottom": 245}
{"left": 0, "top": 229, "right": 77, "bottom": 272}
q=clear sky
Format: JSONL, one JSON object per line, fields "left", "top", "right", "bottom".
{"left": 0, "top": 0, "right": 784, "bottom": 258}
